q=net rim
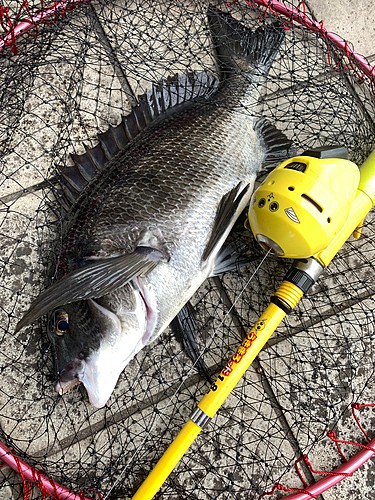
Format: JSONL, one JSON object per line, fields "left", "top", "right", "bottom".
{"left": 250, "top": 0, "right": 375, "bottom": 82}
{"left": 0, "top": 0, "right": 92, "bottom": 52}
{"left": 1, "top": 0, "right": 374, "bottom": 86}
{"left": 0, "top": 1, "right": 374, "bottom": 499}
{"left": 282, "top": 434, "right": 375, "bottom": 499}
{"left": 0, "top": 440, "right": 96, "bottom": 500}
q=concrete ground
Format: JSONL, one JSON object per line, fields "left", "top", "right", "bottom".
{"left": 0, "top": 1, "right": 374, "bottom": 499}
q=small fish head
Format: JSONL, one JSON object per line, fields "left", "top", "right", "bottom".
{"left": 49, "top": 284, "right": 147, "bottom": 408}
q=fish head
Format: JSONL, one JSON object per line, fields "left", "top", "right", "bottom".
{"left": 49, "top": 283, "right": 148, "bottom": 408}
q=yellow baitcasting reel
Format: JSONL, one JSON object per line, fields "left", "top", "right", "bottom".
{"left": 248, "top": 146, "right": 360, "bottom": 259}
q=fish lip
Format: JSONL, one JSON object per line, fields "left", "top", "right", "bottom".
{"left": 55, "top": 356, "right": 85, "bottom": 395}
{"left": 56, "top": 375, "right": 81, "bottom": 395}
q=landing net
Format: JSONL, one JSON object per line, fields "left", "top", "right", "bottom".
{"left": 1, "top": 1, "right": 375, "bottom": 498}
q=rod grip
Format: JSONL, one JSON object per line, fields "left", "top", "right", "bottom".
{"left": 131, "top": 419, "right": 202, "bottom": 500}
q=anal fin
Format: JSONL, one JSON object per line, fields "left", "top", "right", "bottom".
{"left": 171, "top": 301, "right": 211, "bottom": 383}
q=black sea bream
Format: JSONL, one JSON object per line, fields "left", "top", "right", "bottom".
{"left": 17, "top": 6, "right": 292, "bottom": 407}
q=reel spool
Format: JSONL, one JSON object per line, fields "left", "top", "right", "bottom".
{"left": 248, "top": 146, "right": 360, "bottom": 259}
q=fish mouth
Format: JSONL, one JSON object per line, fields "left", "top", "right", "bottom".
{"left": 55, "top": 357, "right": 85, "bottom": 395}
{"left": 54, "top": 284, "right": 157, "bottom": 408}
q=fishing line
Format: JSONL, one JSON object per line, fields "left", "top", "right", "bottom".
{"left": 103, "top": 247, "right": 271, "bottom": 500}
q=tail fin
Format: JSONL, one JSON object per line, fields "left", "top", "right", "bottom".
{"left": 207, "top": 5, "right": 284, "bottom": 75}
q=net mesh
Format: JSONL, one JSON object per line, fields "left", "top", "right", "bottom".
{"left": 1, "top": 0, "right": 375, "bottom": 499}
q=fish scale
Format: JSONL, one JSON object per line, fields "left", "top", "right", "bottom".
{"left": 17, "top": 6, "right": 293, "bottom": 408}
{"left": 67, "top": 107, "right": 222, "bottom": 257}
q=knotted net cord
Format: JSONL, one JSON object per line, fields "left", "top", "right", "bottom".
{"left": 1, "top": 1, "right": 375, "bottom": 498}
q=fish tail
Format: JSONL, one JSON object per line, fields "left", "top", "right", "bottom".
{"left": 207, "top": 5, "right": 285, "bottom": 76}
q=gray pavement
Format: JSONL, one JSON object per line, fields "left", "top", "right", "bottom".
{"left": 0, "top": 1, "right": 375, "bottom": 499}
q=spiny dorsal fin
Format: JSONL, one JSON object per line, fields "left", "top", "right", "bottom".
{"left": 58, "top": 71, "right": 219, "bottom": 213}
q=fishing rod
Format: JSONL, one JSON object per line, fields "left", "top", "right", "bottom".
{"left": 131, "top": 145, "right": 375, "bottom": 500}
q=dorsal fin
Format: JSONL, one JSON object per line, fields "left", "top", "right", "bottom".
{"left": 58, "top": 71, "right": 219, "bottom": 213}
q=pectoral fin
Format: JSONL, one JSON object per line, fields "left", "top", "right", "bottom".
{"left": 211, "top": 242, "right": 259, "bottom": 277}
{"left": 16, "top": 247, "right": 162, "bottom": 332}
{"left": 201, "top": 182, "right": 251, "bottom": 266}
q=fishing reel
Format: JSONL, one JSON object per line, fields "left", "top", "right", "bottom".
{"left": 247, "top": 145, "right": 375, "bottom": 311}
{"left": 248, "top": 146, "right": 361, "bottom": 261}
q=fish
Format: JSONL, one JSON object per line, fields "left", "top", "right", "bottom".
{"left": 16, "top": 6, "right": 292, "bottom": 408}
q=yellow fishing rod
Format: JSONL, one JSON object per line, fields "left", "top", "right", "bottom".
{"left": 132, "top": 145, "right": 375, "bottom": 500}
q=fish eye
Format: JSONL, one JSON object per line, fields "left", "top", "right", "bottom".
{"left": 53, "top": 310, "right": 69, "bottom": 336}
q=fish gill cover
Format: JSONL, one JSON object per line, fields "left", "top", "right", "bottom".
{"left": 0, "top": 1, "right": 375, "bottom": 499}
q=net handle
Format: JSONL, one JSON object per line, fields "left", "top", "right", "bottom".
{"left": 0, "top": 0, "right": 93, "bottom": 52}
{"left": 0, "top": 439, "right": 94, "bottom": 500}
{"left": 250, "top": 0, "right": 375, "bottom": 80}
{"left": 282, "top": 435, "right": 375, "bottom": 499}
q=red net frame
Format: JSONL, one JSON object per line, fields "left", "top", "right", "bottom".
{"left": 0, "top": 1, "right": 374, "bottom": 499}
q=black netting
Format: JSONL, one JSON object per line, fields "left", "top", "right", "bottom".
{"left": 1, "top": 1, "right": 375, "bottom": 499}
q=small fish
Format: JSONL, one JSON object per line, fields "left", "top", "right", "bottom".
{"left": 16, "top": 6, "right": 292, "bottom": 408}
